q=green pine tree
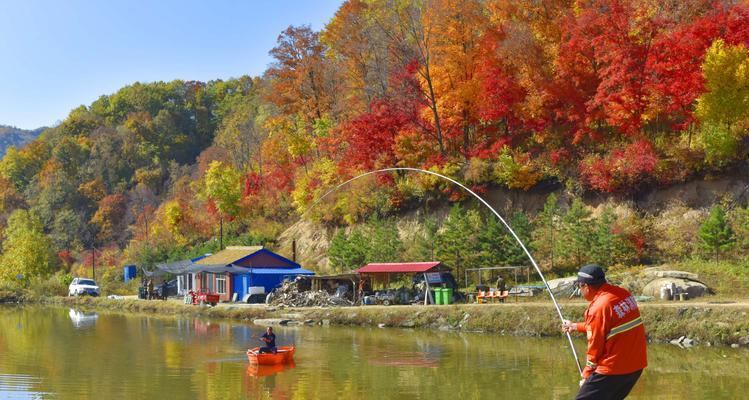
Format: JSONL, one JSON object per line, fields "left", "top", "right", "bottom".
{"left": 589, "top": 207, "right": 629, "bottom": 266}
{"left": 479, "top": 215, "right": 508, "bottom": 268}
{"left": 412, "top": 217, "right": 439, "bottom": 260}
{"left": 531, "top": 193, "right": 559, "bottom": 271}
{"left": 558, "top": 199, "right": 593, "bottom": 268}
{"left": 328, "top": 229, "right": 367, "bottom": 272}
{"left": 732, "top": 204, "right": 749, "bottom": 255}
{"left": 364, "top": 217, "right": 403, "bottom": 263}
{"left": 699, "top": 205, "right": 736, "bottom": 265}
{"left": 435, "top": 204, "right": 483, "bottom": 286}
{"left": 504, "top": 212, "right": 533, "bottom": 266}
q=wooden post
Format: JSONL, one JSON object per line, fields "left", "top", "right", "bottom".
{"left": 292, "top": 240, "right": 297, "bottom": 262}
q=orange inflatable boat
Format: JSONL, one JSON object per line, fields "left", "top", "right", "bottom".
{"left": 246, "top": 346, "right": 295, "bottom": 365}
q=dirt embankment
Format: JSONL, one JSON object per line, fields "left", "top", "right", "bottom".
{"left": 21, "top": 296, "right": 749, "bottom": 348}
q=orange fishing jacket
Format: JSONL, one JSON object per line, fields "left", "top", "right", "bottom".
{"left": 575, "top": 283, "right": 648, "bottom": 378}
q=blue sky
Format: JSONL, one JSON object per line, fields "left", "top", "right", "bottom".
{"left": 0, "top": 0, "right": 342, "bottom": 129}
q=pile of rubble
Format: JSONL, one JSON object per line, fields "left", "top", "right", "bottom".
{"left": 268, "top": 280, "right": 353, "bottom": 307}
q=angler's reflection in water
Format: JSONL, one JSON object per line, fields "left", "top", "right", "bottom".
{"left": 68, "top": 308, "right": 98, "bottom": 329}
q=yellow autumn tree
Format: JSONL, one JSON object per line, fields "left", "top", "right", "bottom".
{"left": 696, "top": 39, "right": 749, "bottom": 126}
{"left": 200, "top": 161, "right": 242, "bottom": 219}
{"left": 695, "top": 40, "right": 749, "bottom": 165}
{"left": 0, "top": 210, "right": 58, "bottom": 282}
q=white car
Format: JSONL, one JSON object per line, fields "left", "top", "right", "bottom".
{"left": 68, "top": 278, "right": 100, "bottom": 297}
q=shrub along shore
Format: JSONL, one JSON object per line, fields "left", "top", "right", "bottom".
{"left": 4, "top": 294, "right": 748, "bottom": 348}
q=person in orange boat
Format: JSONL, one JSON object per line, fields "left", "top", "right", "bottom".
{"left": 562, "top": 264, "right": 647, "bottom": 400}
{"left": 259, "top": 326, "right": 277, "bottom": 354}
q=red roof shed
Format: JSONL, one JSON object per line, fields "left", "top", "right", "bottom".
{"left": 357, "top": 262, "right": 443, "bottom": 274}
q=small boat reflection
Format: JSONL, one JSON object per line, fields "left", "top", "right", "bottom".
{"left": 246, "top": 361, "right": 296, "bottom": 377}
{"left": 68, "top": 309, "right": 98, "bottom": 329}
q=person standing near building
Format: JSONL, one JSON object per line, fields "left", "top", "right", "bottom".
{"left": 146, "top": 279, "right": 154, "bottom": 300}
{"left": 562, "top": 264, "right": 648, "bottom": 400}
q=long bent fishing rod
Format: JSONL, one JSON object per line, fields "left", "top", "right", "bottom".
{"left": 299, "top": 167, "right": 583, "bottom": 376}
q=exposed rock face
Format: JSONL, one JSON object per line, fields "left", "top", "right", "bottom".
{"left": 277, "top": 219, "right": 331, "bottom": 270}
{"left": 643, "top": 270, "right": 700, "bottom": 281}
{"left": 275, "top": 172, "right": 749, "bottom": 274}
{"left": 553, "top": 268, "right": 711, "bottom": 299}
{"left": 547, "top": 276, "right": 578, "bottom": 296}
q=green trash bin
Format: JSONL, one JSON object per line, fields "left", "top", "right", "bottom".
{"left": 439, "top": 288, "right": 447, "bottom": 305}
{"left": 433, "top": 288, "right": 442, "bottom": 305}
{"left": 444, "top": 288, "right": 453, "bottom": 305}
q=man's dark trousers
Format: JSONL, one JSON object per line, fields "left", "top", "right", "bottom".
{"left": 576, "top": 370, "right": 643, "bottom": 400}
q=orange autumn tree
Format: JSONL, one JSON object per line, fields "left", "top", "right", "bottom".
{"left": 428, "top": 0, "right": 488, "bottom": 158}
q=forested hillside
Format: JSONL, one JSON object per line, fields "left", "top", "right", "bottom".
{"left": 1, "top": 0, "right": 748, "bottom": 287}
{"left": 0, "top": 125, "right": 45, "bottom": 157}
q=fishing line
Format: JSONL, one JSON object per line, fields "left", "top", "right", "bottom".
{"left": 299, "top": 167, "right": 583, "bottom": 376}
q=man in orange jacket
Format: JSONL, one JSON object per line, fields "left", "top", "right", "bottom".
{"left": 562, "top": 264, "right": 647, "bottom": 400}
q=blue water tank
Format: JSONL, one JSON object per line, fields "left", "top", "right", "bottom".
{"left": 123, "top": 265, "right": 137, "bottom": 282}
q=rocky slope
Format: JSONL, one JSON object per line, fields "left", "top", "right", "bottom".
{"left": 277, "top": 170, "right": 749, "bottom": 271}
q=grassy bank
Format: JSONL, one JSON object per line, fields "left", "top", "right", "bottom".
{"left": 12, "top": 295, "right": 748, "bottom": 348}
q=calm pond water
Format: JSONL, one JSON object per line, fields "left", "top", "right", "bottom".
{"left": 0, "top": 306, "right": 747, "bottom": 399}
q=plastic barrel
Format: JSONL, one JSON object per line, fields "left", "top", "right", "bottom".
{"left": 444, "top": 288, "right": 453, "bottom": 305}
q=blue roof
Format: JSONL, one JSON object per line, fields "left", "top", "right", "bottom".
{"left": 248, "top": 267, "right": 314, "bottom": 276}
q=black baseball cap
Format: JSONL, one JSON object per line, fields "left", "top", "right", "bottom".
{"left": 576, "top": 264, "right": 606, "bottom": 285}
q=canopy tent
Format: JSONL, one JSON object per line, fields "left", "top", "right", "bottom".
{"left": 357, "top": 262, "right": 450, "bottom": 305}
{"left": 357, "top": 262, "right": 443, "bottom": 274}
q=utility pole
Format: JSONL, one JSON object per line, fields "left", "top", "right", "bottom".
{"left": 92, "top": 245, "right": 96, "bottom": 281}
{"left": 219, "top": 216, "right": 224, "bottom": 251}
{"left": 456, "top": 250, "right": 461, "bottom": 289}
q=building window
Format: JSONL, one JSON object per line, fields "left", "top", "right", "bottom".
{"left": 216, "top": 275, "right": 226, "bottom": 294}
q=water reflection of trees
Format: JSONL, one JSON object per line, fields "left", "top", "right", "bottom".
{"left": 0, "top": 308, "right": 748, "bottom": 399}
